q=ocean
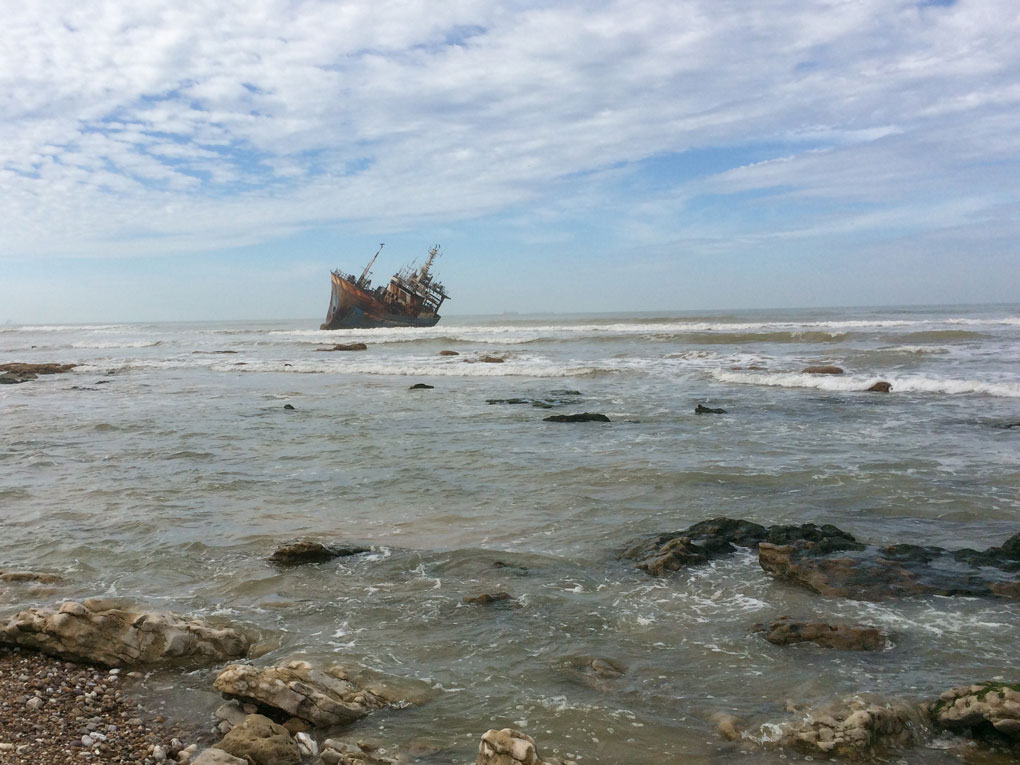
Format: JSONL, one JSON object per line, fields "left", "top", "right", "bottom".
{"left": 2, "top": 304, "right": 1019, "bottom": 763}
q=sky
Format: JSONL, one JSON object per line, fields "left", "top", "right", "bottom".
{"left": 1, "top": 0, "right": 1019, "bottom": 323}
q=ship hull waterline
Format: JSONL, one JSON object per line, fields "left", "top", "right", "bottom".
{"left": 320, "top": 273, "right": 441, "bottom": 330}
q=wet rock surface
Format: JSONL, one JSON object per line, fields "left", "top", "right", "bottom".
{"left": 212, "top": 659, "right": 420, "bottom": 728}
{"left": 758, "top": 531, "right": 1020, "bottom": 600}
{"left": 623, "top": 517, "right": 861, "bottom": 576}
{"left": 463, "top": 591, "right": 516, "bottom": 605}
{"left": 317, "top": 343, "right": 368, "bottom": 351}
{"left": 695, "top": 404, "right": 726, "bottom": 414}
{"left": 476, "top": 728, "right": 576, "bottom": 765}
{"left": 867, "top": 381, "right": 892, "bottom": 392}
{"left": 268, "top": 540, "right": 370, "bottom": 566}
{"left": 929, "top": 682, "right": 1020, "bottom": 742}
{"left": 0, "top": 599, "right": 251, "bottom": 667}
{"left": 752, "top": 616, "right": 886, "bottom": 651}
{"left": 213, "top": 713, "right": 299, "bottom": 765}
{"left": 0, "top": 647, "right": 202, "bottom": 764}
{"left": 487, "top": 391, "right": 582, "bottom": 409}
{"left": 0, "top": 362, "right": 77, "bottom": 383}
{"left": 409, "top": 383, "right": 434, "bottom": 389}
{"left": 802, "top": 365, "right": 844, "bottom": 374}
{"left": 0, "top": 570, "right": 62, "bottom": 584}
{"left": 762, "top": 697, "right": 920, "bottom": 758}
{"left": 543, "top": 412, "right": 610, "bottom": 423}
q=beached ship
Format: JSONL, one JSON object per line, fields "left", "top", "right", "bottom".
{"left": 320, "top": 244, "right": 450, "bottom": 330}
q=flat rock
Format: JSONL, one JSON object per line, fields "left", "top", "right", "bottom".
{"left": 802, "top": 365, "right": 844, "bottom": 374}
{"left": 752, "top": 616, "right": 886, "bottom": 650}
{"left": 214, "top": 714, "right": 299, "bottom": 765}
{"left": 623, "top": 517, "right": 861, "bottom": 576}
{"left": 0, "top": 599, "right": 250, "bottom": 667}
{"left": 543, "top": 412, "right": 610, "bottom": 423}
{"left": 213, "top": 659, "right": 421, "bottom": 728}
{"left": 192, "top": 748, "right": 249, "bottom": 765}
{"left": 929, "top": 682, "right": 1020, "bottom": 741}
{"left": 758, "top": 530, "right": 1020, "bottom": 600}
{"left": 269, "top": 540, "right": 370, "bottom": 565}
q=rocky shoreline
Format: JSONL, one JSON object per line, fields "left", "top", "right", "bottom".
{"left": 3, "top": 525, "right": 1020, "bottom": 763}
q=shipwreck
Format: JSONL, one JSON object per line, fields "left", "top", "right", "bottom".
{"left": 320, "top": 244, "right": 450, "bottom": 330}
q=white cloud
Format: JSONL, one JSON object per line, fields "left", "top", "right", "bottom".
{"left": 0, "top": 0, "right": 1018, "bottom": 264}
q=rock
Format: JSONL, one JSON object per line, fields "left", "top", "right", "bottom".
{"left": 439, "top": 350, "right": 459, "bottom": 356}
{"left": 0, "top": 362, "right": 77, "bottom": 376}
{"left": 622, "top": 517, "right": 861, "bottom": 577}
{"left": 476, "top": 728, "right": 575, "bottom": 765}
{"left": 213, "top": 660, "right": 410, "bottom": 728}
{"left": 488, "top": 391, "right": 583, "bottom": 409}
{"left": 214, "top": 714, "right": 299, "bottom": 765}
{"left": 543, "top": 413, "right": 610, "bottom": 423}
{"left": 479, "top": 355, "right": 505, "bottom": 363}
{"left": 562, "top": 656, "right": 625, "bottom": 690}
{"left": 283, "top": 404, "right": 295, "bottom": 410}
{"left": 0, "top": 571, "right": 62, "bottom": 584}
{"left": 0, "top": 599, "right": 250, "bottom": 667}
{"left": 295, "top": 731, "right": 318, "bottom": 758}
{"left": 268, "top": 540, "right": 370, "bottom": 565}
{"left": 695, "top": 404, "right": 726, "bottom": 414}
{"left": 867, "top": 381, "right": 892, "bottom": 392}
{"left": 758, "top": 530, "right": 1020, "bottom": 600}
{"left": 191, "top": 749, "right": 248, "bottom": 765}
{"left": 802, "top": 365, "right": 844, "bottom": 374}
{"left": 320, "top": 738, "right": 400, "bottom": 764}
{"left": 710, "top": 712, "right": 744, "bottom": 742}
{"left": 317, "top": 343, "right": 368, "bottom": 352}
{"left": 463, "top": 592, "right": 516, "bottom": 605}
{"left": 929, "top": 682, "right": 1020, "bottom": 741}
{"left": 752, "top": 616, "right": 886, "bottom": 650}
{"left": 758, "top": 697, "right": 919, "bottom": 757}
{"left": 409, "top": 383, "right": 434, "bottom": 389}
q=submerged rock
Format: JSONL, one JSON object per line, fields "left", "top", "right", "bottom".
{"left": 623, "top": 517, "right": 861, "bottom": 577}
{"left": 867, "top": 381, "right": 892, "bottom": 392}
{"left": 488, "top": 391, "right": 582, "bottom": 409}
{"left": 754, "top": 697, "right": 920, "bottom": 758}
{"left": 214, "top": 714, "right": 299, "bottom": 765}
{"left": 0, "top": 362, "right": 77, "bottom": 376}
{"left": 463, "top": 591, "right": 516, "bottom": 606}
{"left": 0, "top": 599, "right": 250, "bottom": 667}
{"left": 317, "top": 343, "right": 368, "bottom": 352}
{"left": 543, "top": 412, "right": 610, "bottom": 423}
{"left": 695, "top": 404, "right": 727, "bottom": 414}
{"left": 268, "top": 540, "right": 370, "bottom": 565}
{"left": 439, "top": 350, "right": 460, "bottom": 356}
{"left": 409, "top": 383, "right": 434, "bottom": 389}
{"left": 476, "top": 728, "right": 576, "bottom": 765}
{"left": 928, "top": 682, "right": 1020, "bottom": 742}
{"left": 0, "top": 571, "right": 62, "bottom": 584}
{"left": 752, "top": 616, "right": 886, "bottom": 651}
{"left": 802, "top": 365, "right": 844, "bottom": 374}
{"left": 213, "top": 659, "right": 424, "bottom": 728}
{"left": 758, "top": 531, "right": 1020, "bottom": 600}
{"left": 479, "top": 355, "right": 506, "bottom": 363}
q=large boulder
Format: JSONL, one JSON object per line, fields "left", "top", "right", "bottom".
{"left": 213, "top": 659, "right": 425, "bottom": 728}
{"left": 759, "top": 531, "right": 1020, "bottom": 600}
{"left": 214, "top": 714, "right": 299, "bottom": 765}
{"left": 0, "top": 599, "right": 250, "bottom": 667}
{"left": 622, "top": 517, "right": 861, "bottom": 577}
{"left": 752, "top": 617, "right": 885, "bottom": 651}
{"left": 929, "top": 682, "right": 1020, "bottom": 741}
{"left": 476, "top": 729, "right": 575, "bottom": 765}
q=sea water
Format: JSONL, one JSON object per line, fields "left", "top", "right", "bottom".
{"left": 2, "top": 305, "right": 1019, "bottom": 762}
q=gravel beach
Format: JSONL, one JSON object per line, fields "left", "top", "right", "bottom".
{"left": 0, "top": 647, "right": 204, "bottom": 764}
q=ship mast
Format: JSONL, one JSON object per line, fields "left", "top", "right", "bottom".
{"left": 357, "top": 243, "right": 384, "bottom": 288}
{"left": 418, "top": 245, "right": 440, "bottom": 279}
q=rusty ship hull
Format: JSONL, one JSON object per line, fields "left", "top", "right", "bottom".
{"left": 320, "top": 245, "right": 449, "bottom": 330}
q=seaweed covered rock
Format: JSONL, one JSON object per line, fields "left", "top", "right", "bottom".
{"left": 0, "top": 598, "right": 250, "bottom": 667}
{"left": 622, "top": 517, "right": 861, "bottom": 576}
{"left": 929, "top": 682, "right": 1020, "bottom": 742}
{"left": 759, "top": 531, "right": 1020, "bottom": 600}
{"left": 752, "top": 617, "right": 885, "bottom": 651}
{"left": 268, "top": 540, "right": 370, "bottom": 566}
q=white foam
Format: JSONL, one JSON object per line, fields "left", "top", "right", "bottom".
{"left": 713, "top": 369, "right": 1020, "bottom": 398}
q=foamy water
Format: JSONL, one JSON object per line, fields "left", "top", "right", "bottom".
{"left": 2, "top": 305, "right": 1019, "bottom": 762}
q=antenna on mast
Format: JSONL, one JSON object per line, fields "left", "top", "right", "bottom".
{"left": 357, "top": 243, "right": 384, "bottom": 288}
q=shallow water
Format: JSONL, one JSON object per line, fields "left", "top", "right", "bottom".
{"left": 2, "top": 305, "right": 1019, "bottom": 762}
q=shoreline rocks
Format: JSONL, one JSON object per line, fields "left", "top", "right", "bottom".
{"left": 0, "top": 599, "right": 251, "bottom": 667}
{"left": 928, "top": 682, "right": 1020, "bottom": 742}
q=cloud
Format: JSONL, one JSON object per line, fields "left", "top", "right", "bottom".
{"left": 0, "top": 0, "right": 1018, "bottom": 266}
